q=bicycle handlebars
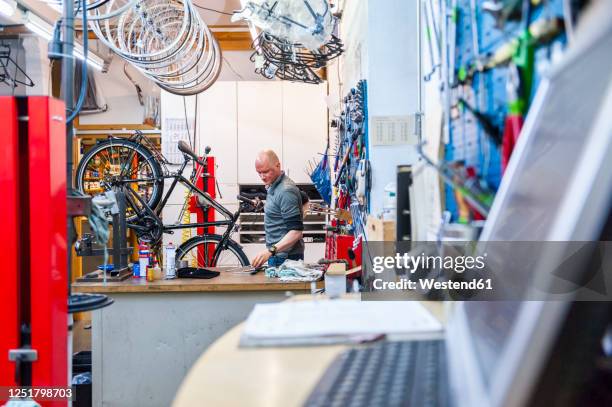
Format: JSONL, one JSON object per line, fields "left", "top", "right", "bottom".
{"left": 237, "top": 194, "right": 264, "bottom": 211}
{"left": 177, "top": 140, "right": 211, "bottom": 166}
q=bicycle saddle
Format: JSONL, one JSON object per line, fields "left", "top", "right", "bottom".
{"left": 178, "top": 140, "right": 202, "bottom": 163}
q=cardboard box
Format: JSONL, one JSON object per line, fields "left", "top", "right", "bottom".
{"left": 366, "top": 216, "right": 396, "bottom": 241}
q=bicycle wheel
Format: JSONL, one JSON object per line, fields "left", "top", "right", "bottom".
{"left": 176, "top": 234, "right": 250, "bottom": 268}
{"left": 75, "top": 138, "right": 164, "bottom": 222}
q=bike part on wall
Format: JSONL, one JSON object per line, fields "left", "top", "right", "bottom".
{"left": 250, "top": 32, "right": 343, "bottom": 83}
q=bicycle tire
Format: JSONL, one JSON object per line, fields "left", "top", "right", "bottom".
{"left": 75, "top": 138, "right": 164, "bottom": 222}
{"left": 176, "top": 234, "right": 250, "bottom": 268}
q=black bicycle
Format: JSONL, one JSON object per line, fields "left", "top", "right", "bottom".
{"left": 75, "top": 131, "right": 256, "bottom": 268}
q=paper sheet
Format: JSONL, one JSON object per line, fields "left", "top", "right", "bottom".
{"left": 243, "top": 300, "right": 442, "bottom": 339}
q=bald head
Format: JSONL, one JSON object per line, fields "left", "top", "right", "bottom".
{"left": 255, "top": 149, "right": 282, "bottom": 186}
{"left": 256, "top": 150, "right": 280, "bottom": 166}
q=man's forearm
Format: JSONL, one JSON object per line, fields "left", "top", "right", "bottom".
{"left": 273, "top": 230, "right": 303, "bottom": 253}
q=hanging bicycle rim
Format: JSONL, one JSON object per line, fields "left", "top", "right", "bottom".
{"left": 80, "top": 0, "right": 221, "bottom": 95}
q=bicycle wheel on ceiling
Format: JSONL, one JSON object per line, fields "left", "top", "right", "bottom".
{"left": 75, "top": 138, "right": 164, "bottom": 222}
{"left": 176, "top": 235, "right": 250, "bottom": 268}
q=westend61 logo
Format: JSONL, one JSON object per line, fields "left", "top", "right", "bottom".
{"left": 372, "top": 252, "right": 487, "bottom": 274}
{"left": 370, "top": 252, "right": 492, "bottom": 293}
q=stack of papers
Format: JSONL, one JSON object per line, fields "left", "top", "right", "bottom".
{"left": 240, "top": 299, "right": 443, "bottom": 347}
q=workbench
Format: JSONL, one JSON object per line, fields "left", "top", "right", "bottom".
{"left": 172, "top": 298, "right": 446, "bottom": 407}
{"left": 72, "top": 269, "right": 322, "bottom": 407}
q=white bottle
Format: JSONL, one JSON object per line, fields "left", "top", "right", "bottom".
{"left": 165, "top": 243, "right": 177, "bottom": 279}
{"left": 139, "top": 242, "right": 150, "bottom": 278}
{"left": 382, "top": 182, "right": 397, "bottom": 221}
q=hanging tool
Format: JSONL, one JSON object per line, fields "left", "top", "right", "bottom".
{"left": 482, "top": 0, "right": 522, "bottom": 28}
{"left": 428, "top": 0, "right": 441, "bottom": 58}
{"left": 451, "top": 162, "right": 472, "bottom": 223}
{"left": 417, "top": 144, "right": 493, "bottom": 216}
{"left": 310, "top": 203, "right": 353, "bottom": 223}
{"left": 467, "top": 0, "right": 492, "bottom": 179}
{"left": 458, "top": 98, "right": 503, "bottom": 146}
{"left": 501, "top": 0, "right": 535, "bottom": 172}
{"left": 482, "top": 0, "right": 545, "bottom": 28}
{"left": 458, "top": 17, "right": 563, "bottom": 85}
{"left": 355, "top": 159, "right": 370, "bottom": 206}
{"left": 501, "top": 65, "right": 525, "bottom": 172}
{"left": 422, "top": 0, "right": 440, "bottom": 81}
{"left": 441, "top": 0, "right": 453, "bottom": 144}
{"left": 448, "top": 0, "right": 459, "bottom": 87}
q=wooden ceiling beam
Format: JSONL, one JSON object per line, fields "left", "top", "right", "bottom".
{"left": 75, "top": 29, "right": 253, "bottom": 51}
{"left": 212, "top": 31, "right": 253, "bottom": 51}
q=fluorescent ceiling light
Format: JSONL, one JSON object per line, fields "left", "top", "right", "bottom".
{"left": 25, "top": 12, "right": 53, "bottom": 41}
{"left": 25, "top": 11, "right": 105, "bottom": 71}
{"left": 74, "top": 46, "right": 105, "bottom": 71}
{"left": 0, "top": 0, "right": 16, "bottom": 17}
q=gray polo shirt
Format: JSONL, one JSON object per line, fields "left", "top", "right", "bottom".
{"left": 264, "top": 172, "right": 304, "bottom": 256}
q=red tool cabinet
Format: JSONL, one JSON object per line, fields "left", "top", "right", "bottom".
{"left": 189, "top": 156, "right": 216, "bottom": 265}
{"left": 0, "top": 96, "right": 68, "bottom": 405}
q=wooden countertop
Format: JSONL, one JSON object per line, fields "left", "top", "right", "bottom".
{"left": 72, "top": 267, "right": 323, "bottom": 293}
{"left": 172, "top": 298, "right": 446, "bottom": 407}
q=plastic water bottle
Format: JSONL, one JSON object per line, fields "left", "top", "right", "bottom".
{"left": 165, "top": 243, "right": 177, "bottom": 279}
{"left": 139, "top": 242, "right": 150, "bottom": 278}
{"left": 382, "top": 182, "right": 397, "bottom": 221}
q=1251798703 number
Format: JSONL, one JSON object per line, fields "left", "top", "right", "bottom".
{"left": 1, "top": 387, "right": 73, "bottom": 401}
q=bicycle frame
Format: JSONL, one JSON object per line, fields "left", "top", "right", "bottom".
{"left": 111, "top": 133, "right": 242, "bottom": 263}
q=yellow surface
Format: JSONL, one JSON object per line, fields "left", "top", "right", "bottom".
{"left": 173, "top": 323, "right": 346, "bottom": 407}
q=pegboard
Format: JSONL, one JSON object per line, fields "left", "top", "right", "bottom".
{"left": 427, "top": 0, "right": 567, "bottom": 221}
{"left": 331, "top": 79, "right": 369, "bottom": 238}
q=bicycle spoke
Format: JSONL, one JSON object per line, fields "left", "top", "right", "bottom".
{"left": 179, "top": 240, "right": 245, "bottom": 268}
{"left": 77, "top": 140, "right": 162, "bottom": 222}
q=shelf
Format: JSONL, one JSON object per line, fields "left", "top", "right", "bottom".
{"left": 237, "top": 183, "right": 329, "bottom": 244}
{"left": 238, "top": 230, "right": 326, "bottom": 235}
{"left": 238, "top": 221, "right": 327, "bottom": 225}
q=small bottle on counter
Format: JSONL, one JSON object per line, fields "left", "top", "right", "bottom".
{"left": 139, "top": 242, "right": 150, "bottom": 278}
{"left": 152, "top": 261, "right": 163, "bottom": 280}
{"left": 146, "top": 264, "right": 155, "bottom": 282}
{"left": 165, "top": 243, "right": 177, "bottom": 279}
{"left": 132, "top": 262, "right": 140, "bottom": 278}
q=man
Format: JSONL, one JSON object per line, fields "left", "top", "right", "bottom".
{"left": 251, "top": 150, "right": 305, "bottom": 268}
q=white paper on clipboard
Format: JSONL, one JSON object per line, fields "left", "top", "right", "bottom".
{"left": 241, "top": 300, "right": 442, "bottom": 346}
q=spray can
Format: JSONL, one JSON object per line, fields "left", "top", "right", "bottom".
{"left": 146, "top": 263, "right": 155, "bottom": 282}
{"left": 165, "top": 242, "right": 177, "bottom": 279}
{"left": 139, "top": 242, "right": 150, "bottom": 278}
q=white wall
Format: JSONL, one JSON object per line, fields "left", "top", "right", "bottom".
{"left": 160, "top": 82, "right": 328, "bottom": 262}
{"left": 218, "top": 51, "right": 270, "bottom": 82}
{"left": 0, "top": 36, "right": 50, "bottom": 97}
{"left": 80, "top": 49, "right": 266, "bottom": 125}
{"left": 79, "top": 55, "right": 153, "bottom": 125}
{"left": 23, "top": 36, "right": 51, "bottom": 96}
{"left": 330, "top": 0, "right": 423, "bottom": 218}
{"left": 338, "top": 0, "right": 369, "bottom": 94}
{"left": 366, "top": 0, "right": 421, "bottom": 217}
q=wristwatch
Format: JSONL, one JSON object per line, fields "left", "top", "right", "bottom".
{"left": 268, "top": 245, "right": 277, "bottom": 256}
